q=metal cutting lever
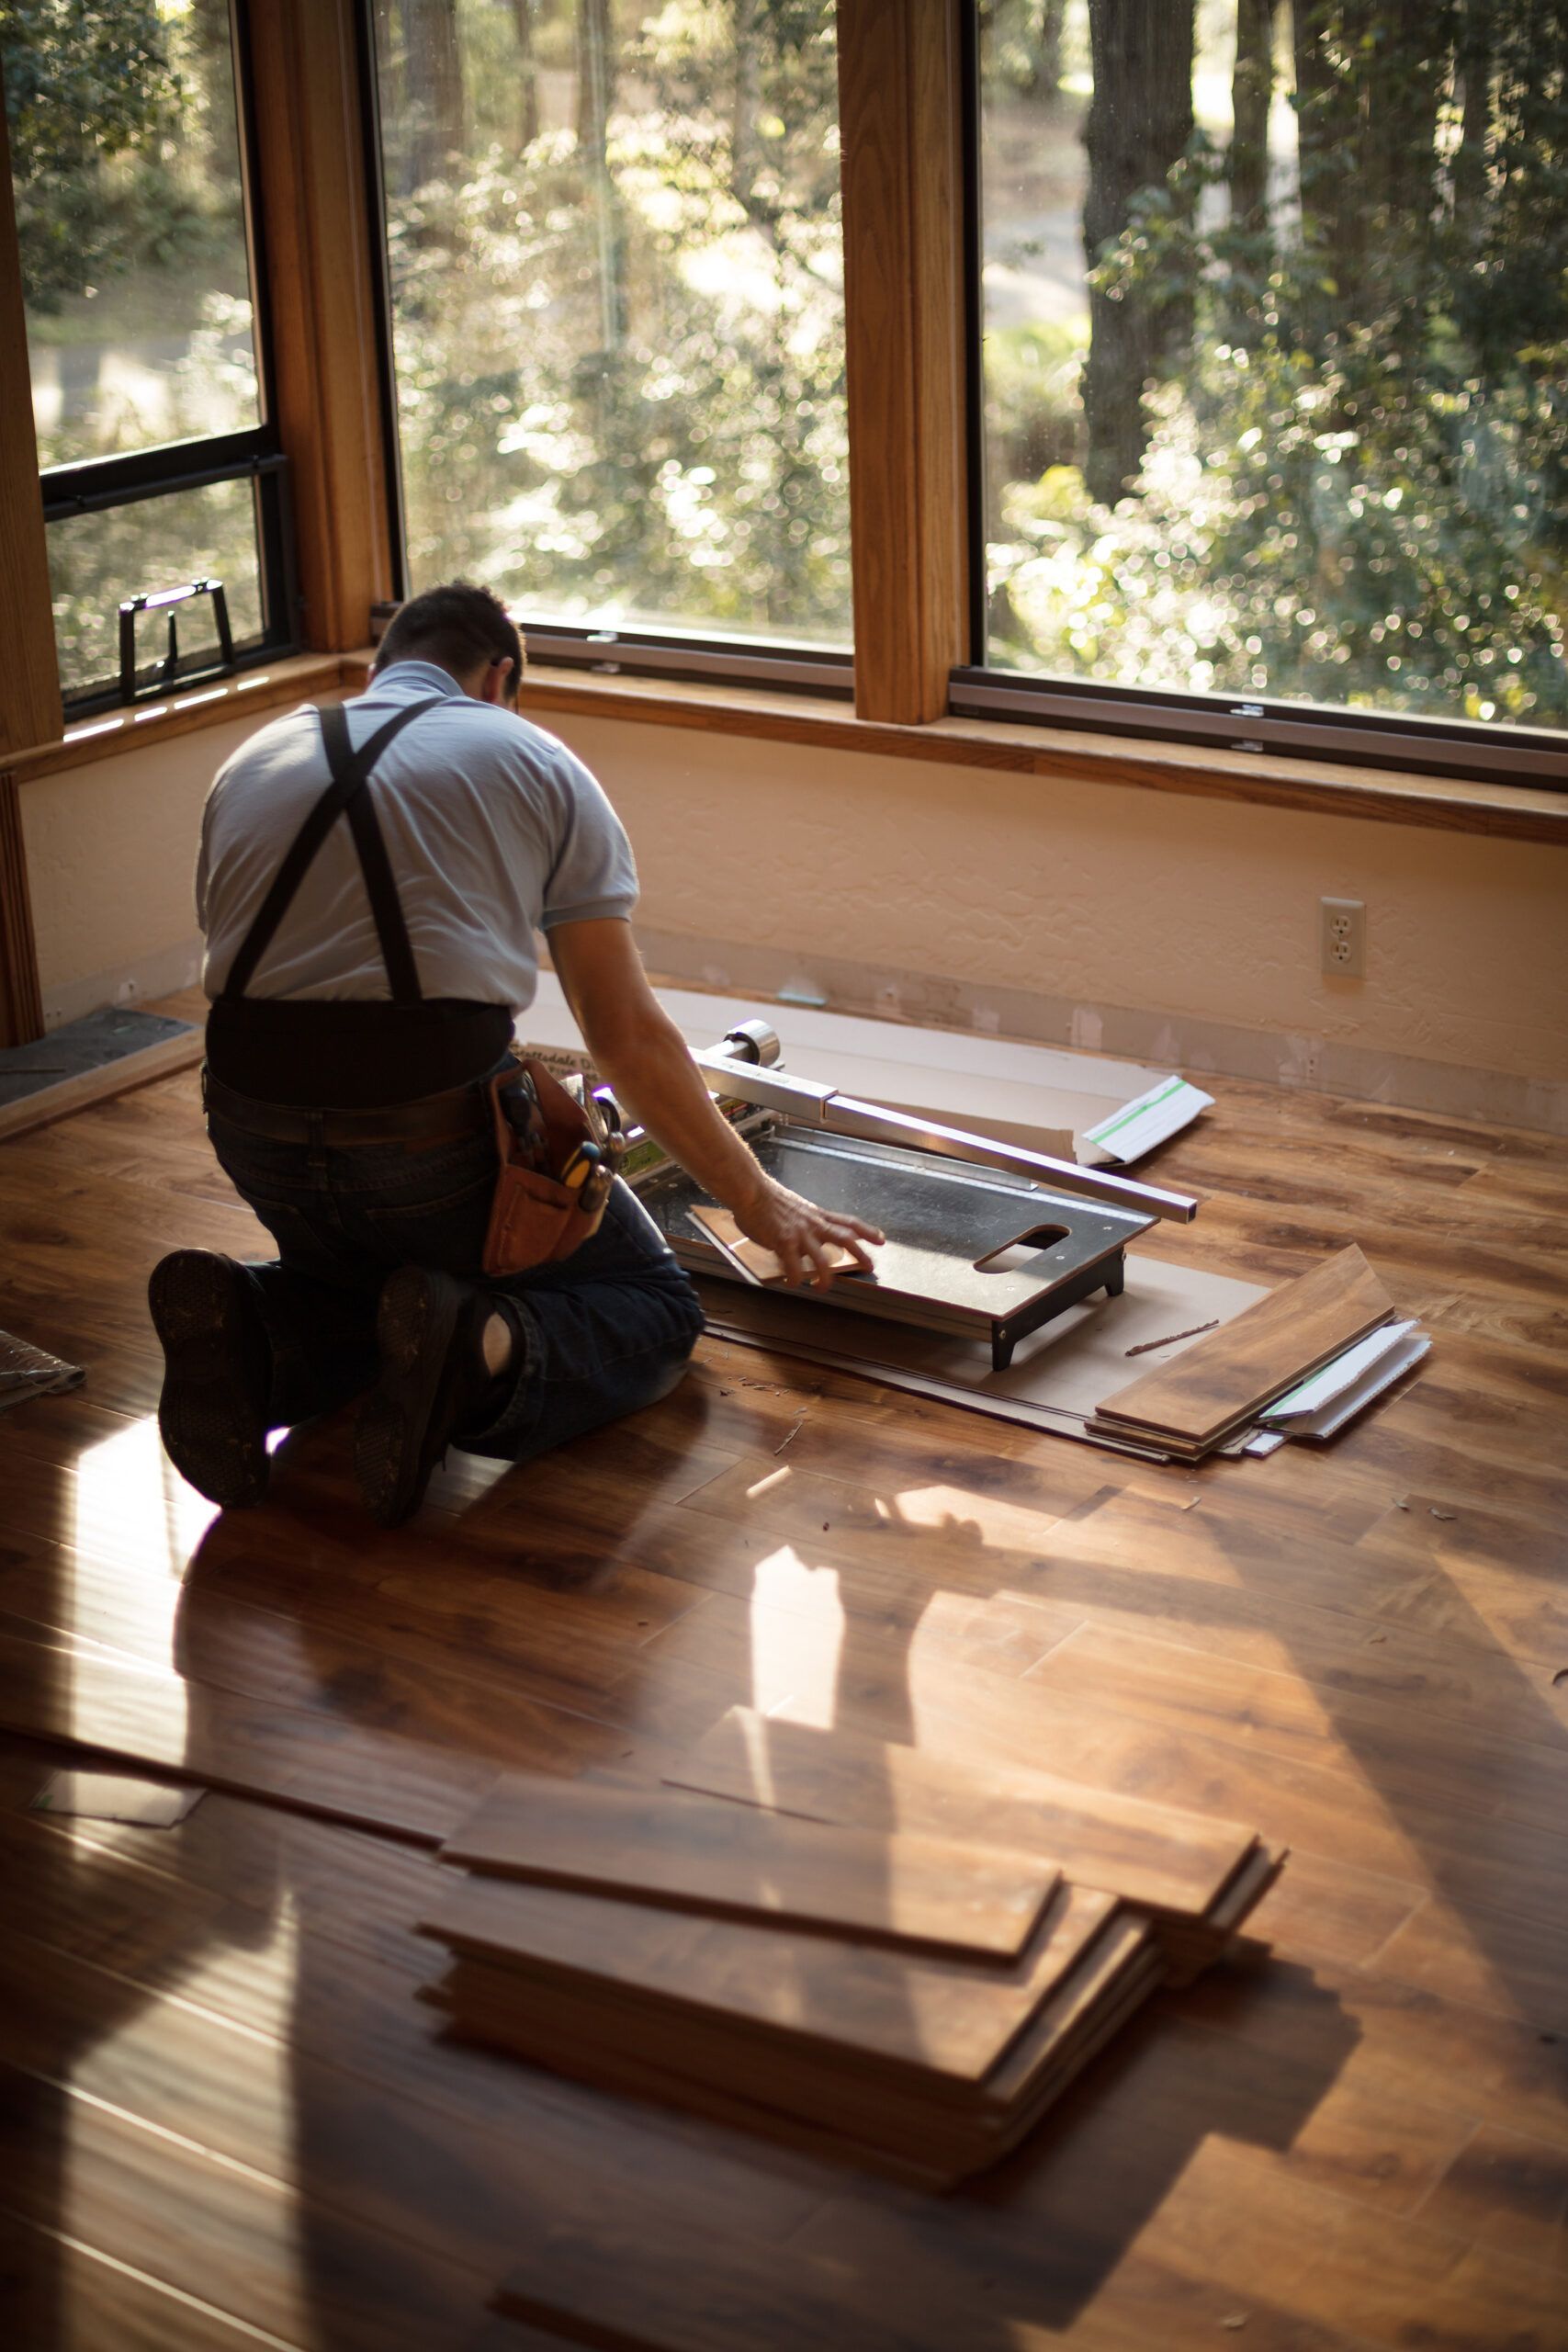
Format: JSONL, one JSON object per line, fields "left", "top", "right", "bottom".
{"left": 693, "top": 1048, "right": 1198, "bottom": 1226}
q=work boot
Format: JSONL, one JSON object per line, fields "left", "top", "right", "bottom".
{"left": 148, "top": 1250, "right": 273, "bottom": 1509}
{"left": 355, "top": 1266, "right": 515, "bottom": 1526}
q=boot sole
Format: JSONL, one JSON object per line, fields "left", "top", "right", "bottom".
{"left": 148, "top": 1251, "right": 269, "bottom": 1510}
{"left": 355, "top": 1266, "right": 467, "bottom": 1527}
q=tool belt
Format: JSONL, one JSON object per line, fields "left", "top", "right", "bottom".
{"left": 481, "top": 1054, "right": 619, "bottom": 1278}
{"left": 212, "top": 694, "right": 619, "bottom": 1280}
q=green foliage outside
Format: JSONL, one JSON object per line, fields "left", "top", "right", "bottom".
{"left": 1, "top": 0, "right": 260, "bottom": 691}
{"left": 376, "top": 0, "right": 852, "bottom": 643}
{"left": 983, "top": 0, "right": 1568, "bottom": 731}
{"left": 5, "top": 0, "right": 1562, "bottom": 728}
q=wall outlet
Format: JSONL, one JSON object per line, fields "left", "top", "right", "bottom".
{"left": 1320, "top": 896, "right": 1366, "bottom": 978}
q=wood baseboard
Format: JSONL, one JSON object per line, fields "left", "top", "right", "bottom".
{"left": 0, "top": 1025, "right": 204, "bottom": 1146}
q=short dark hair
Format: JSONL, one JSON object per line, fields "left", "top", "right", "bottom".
{"left": 374, "top": 581, "right": 524, "bottom": 700}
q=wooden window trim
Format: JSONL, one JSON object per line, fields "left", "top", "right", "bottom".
{"left": 502, "top": 666, "right": 1568, "bottom": 846}
{"left": 243, "top": 0, "right": 397, "bottom": 652}
{"left": 838, "top": 0, "right": 968, "bottom": 724}
{"left": 3, "top": 655, "right": 352, "bottom": 786}
{"left": 0, "top": 75, "right": 57, "bottom": 1042}
{"left": 15, "top": 650, "right": 1553, "bottom": 848}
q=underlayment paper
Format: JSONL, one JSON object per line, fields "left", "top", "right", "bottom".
{"left": 1258, "top": 1318, "right": 1418, "bottom": 1422}
{"left": 698, "top": 1252, "right": 1268, "bottom": 1455}
{"left": 0, "top": 1329, "right": 85, "bottom": 1412}
{"left": 522, "top": 974, "right": 1211, "bottom": 1169}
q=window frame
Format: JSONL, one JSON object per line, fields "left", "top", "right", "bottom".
{"left": 24, "top": 0, "right": 301, "bottom": 719}
{"left": 956, "top": 5, "right": 1566, "bottom": 791}
{"left": 356, "top": 0, "right": 873, "bottom": 705}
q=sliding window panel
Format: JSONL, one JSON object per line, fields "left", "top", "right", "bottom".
{"left": 367, "top": 0, "right": 851, "bottom": 652}
{"left": 7, "top": 0, "right": 261, "bottom": 469}
{"left": 47, "top": 477, "right": 267, "bottom": 704}
{"left": 975, "top": 1, "right": 1568, "bottom": 755}
{"left": 0, "top": 55, "right": 60, "bottom": 759}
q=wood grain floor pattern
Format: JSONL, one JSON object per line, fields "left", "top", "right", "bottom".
{"left": 0, "top": 1050, "right": 1565, "bottom": 2345}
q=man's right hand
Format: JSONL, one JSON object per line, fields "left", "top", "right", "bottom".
{"left": 550, "top": 922, "right": 883, "bottom": 1289}
{"left": 730, "top": 1176, "right": 884, "bottom": 1291}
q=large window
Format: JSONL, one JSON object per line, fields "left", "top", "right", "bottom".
{"left": 3, "top": 0, "right": 296, "bottom": 709}
{"left": 970, "top": 2, "right": 1567, "bottom": 764}
{"left": 367, "top": 0, "right": 851, "bottom": 663}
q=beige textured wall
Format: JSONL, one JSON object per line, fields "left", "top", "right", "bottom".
{"left": 21, "top": 713, "right": 257, "bottom": 1025}
{"left": 20, "top": 702, "right": 1568, "bottom": 1116}
{"left": 550, "top": 712, "right": 1568, "bottom": 1102}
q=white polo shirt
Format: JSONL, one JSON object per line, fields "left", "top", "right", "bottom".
{"left": 197, "top": 661, "right": 638, "bottom": 1011}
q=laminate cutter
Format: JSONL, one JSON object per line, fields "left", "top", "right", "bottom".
{"left": 606, "top": 1021, "right": 1199, "bottom": 1374}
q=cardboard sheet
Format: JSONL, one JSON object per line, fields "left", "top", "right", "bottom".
{"left": 521, "top": 974, "right": 1211, "bottom": 1169}
{"left": 698, "top": 1252, "right": 1267, "bottom": 1453}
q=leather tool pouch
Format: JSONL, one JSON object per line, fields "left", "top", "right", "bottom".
{"left": 481, "top": 1056, "right": 615, "bottom": 1279}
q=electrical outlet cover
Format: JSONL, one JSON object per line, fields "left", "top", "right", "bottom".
{"left": 1319, "top": 897, "right": 1366, "bottom": 978}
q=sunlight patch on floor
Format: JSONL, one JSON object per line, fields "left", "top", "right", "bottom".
{"left": 74, "top": 1415, "right": 220, "bottom": 1585}
{"left": 750, "top": 1544, "right": 843, "bottom": 1730}
{"left": 65, "top": 1889, "right": 305, "bottom": 2346}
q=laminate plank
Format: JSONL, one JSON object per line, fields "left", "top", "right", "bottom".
{"left": 431, "top": 1915, "right": 1157, "bottom": 2186}
{"left": 1136, "top": 2134, "right": 1568, "bottom": 2352}
{"left": 1001, "top": 1492, "right": 1568, "bottom": 1735}
{"left": 423, "top": 1872, "right": 1119, "bottom": 2087}
{"left": 1023, "top": 1621, "right": 1568, "bottom": 1838}
{"left": 665, "top": 1704, "right": 1261, "bottom": 1923}
{"left": 668, "top": 1635, "right": 1568, "bottom": 1950}
{"left": 797, "top": 2136, "right": 1568, "bottom": 2352}
{"left": 496, "top": 2199, "right": 1377, "bottom": 2352}
{"left": 0, "top": 1626, "right": 507, "bottom": 1841}
{"left": 440, "top": 1772, "right": 1059, "bottom": 1959}
{"left": 0, "top": 1510, "right": 712, "bottom": 1724}
{"left": 0, "top": 2059, "right": 491, "bottom": 2352}
{"left": 1172, "top": 1948, "right": 1568, "bottom": 2154}
{"left": 1239, "top": 1848, "right": 1427, "bottom": 1969}
{"left": 0, "top": 2207, "right": 306, "bottom": 2352}
{"left": 0, "top": 1781, "right": 823, "bottom": 2248}
{"left": 1096, "top": 1243, "right": 1396, "bottom": 1444}
{"left": 1373, "top": 1896, "right": 1568, "bottom": 2035}
{"left": 1416, "top": 2124, "right": 1568, "bottom": 2271}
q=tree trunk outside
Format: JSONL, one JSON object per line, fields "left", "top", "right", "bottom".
{"left": 512, "top": 0, "right": 540, "bottom": 150}
{"left": 398, "top": 0, "right": 466, "bottom": 187}
{"left": 576, "top": 0, "right": 625, "bottom": 351}
{"left": 1231, "top": 0, "right": 1277, "bottom": 226}
{"left": 1082, "top": 0, "right": 1197, "bottom": 504}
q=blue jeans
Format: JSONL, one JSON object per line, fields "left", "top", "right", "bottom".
{"left": 208, "top": 1102, "right": 705, "bottom": 1464}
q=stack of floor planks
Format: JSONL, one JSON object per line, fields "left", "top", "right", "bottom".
{"left": 1088, "top": 1241, "right": 1399, "bottom": 1461}
{"left": 420, "top": 1707, "right": 1284, "bottom": 2188}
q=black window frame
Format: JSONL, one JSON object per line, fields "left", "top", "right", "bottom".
{"left": 32, "top": 0, "right": 299, "bottom": 721}
{"left": 954, "top": 5, "right": 1567, "bottom": 792}
{"left": 354, "top": 0, "right": 854, "bottom": 705}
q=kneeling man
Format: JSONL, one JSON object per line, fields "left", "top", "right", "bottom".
{"left": 150, "top": 582, "right": 878, "bottom": 1523}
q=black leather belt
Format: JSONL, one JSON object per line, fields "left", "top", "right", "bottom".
{"left": 202, "top": 1065, "right": 494, "bottom": 1147}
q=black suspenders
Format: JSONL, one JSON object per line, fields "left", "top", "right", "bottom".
{"left": 220, "top": 696, "right": 446, "bottom": 1003}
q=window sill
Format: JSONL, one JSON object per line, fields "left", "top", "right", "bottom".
{"left": 509, "top": 662, "right": 1568, "bottom": 845}
{"left": 10, "top": 650, "right": 1562, "bottom": 844}
{"left": 6, "top": 653, "right": 351, "bottom": 786}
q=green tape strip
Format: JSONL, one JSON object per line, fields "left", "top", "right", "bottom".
{"left": 1085, "top": 1075, "right": 1189, "bottom": 1147}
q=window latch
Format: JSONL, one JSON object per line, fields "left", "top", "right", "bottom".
{"left": 118, "top": 578, "right": 236, "bottom": 705}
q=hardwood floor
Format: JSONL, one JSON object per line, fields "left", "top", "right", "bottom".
{"left": 0, "top": 1055, "right": 1565, "bottom": 2348}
